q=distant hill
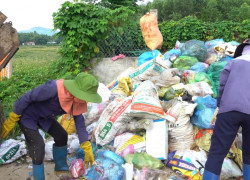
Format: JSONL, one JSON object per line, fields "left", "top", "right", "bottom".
{"left": 19, "top": 27, "right": 58, "bottom": 36}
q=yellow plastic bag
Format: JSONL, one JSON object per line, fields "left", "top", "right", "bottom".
{"left": 140, "top": 13, "right": 163, "bottom": 50}
{"left": 58, "top": 114, "right": 76, "bottom": 135}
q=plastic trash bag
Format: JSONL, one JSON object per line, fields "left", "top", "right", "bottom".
{"left": 173, "top": 56, "right": 199, "bottom": 70}
{"left": 194, "top": 126, "right": 213, "bottom": 152}
{"left": 86, "top": 157, "right": 125, "bottom": 180}
{"left": 181, "top": 40, "right": 207, "bottom": 62}
{"left": 160, "top": 83, "right": 185, "bottom": 100}
{"left": 205, "top": 39, "right": 224, "bottom": 49}
{"left": 163, "top": 49, "right": 181, "bottom": 61}
{"left": 70, "top": 159, "right": 84, "bottom": 178}
{"left": 207, "top": 61, "right": 229, "bottom": 97}
{"left": 184, "top": 81, "right": 214, "bottom": 97}
{"left": 138, "top": 50, "right": 160, "bottom": 66}
{"left": 191, "top": 95, "right": 217, "bottom": 129}
{"left": 140, "top": 13, "right": 163, "bottom": 50}
{"left": 149, "top": 68, "right": 180, "bottom": 88}
{"left": 97, "top": 150, "right": 125, "bottom": 165}
{"left": 220, "top": 56, "right": 234, "bottom": 62}
{"left": 189, "top": 62, "right": 208, "bottom": 73}
{"left": 124, "top": 152, "right": 164, "bottom": 170}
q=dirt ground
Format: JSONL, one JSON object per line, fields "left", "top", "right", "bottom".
{"left": 0, "top": 155, "right": 183, "bottom": 180}
{"left": 0, "top": 155, "right": 242, "bottom": 180}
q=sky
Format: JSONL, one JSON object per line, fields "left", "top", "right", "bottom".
{"left": 1, "top": 0, "right": 153, "bottom": 32}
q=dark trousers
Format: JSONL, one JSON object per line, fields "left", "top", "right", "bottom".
{"left": 205, "top": 111, "right": 250, "bottom": 175}
{"left": 20, "top": 119, "right": 68, "bottom": 165}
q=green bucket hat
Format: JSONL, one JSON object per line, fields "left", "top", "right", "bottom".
{"left": 63, "top": 72, "right": 102, "bottom": 103}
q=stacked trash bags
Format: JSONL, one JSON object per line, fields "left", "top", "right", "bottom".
{"left": 51, "top": 38, "right": 243, "bottom": 180}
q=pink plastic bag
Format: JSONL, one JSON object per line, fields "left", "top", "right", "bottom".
{"left": 70, "top": 159, "right": 85, "bottom": 178}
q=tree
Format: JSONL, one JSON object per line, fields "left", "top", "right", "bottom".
{"left": 201, "top": 0, "right": 222, "bottom": 22}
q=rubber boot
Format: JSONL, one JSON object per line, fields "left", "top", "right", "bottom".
{"left": 202, "top": 170, "right": 220, "bottom": 180}
{"left": 33, "top": 163, "right": 45, "bottom": 180}
{"left": 243, "top": 163, "right": 250, "bottom": 180}
{"left": 53, "top": 144, "right": 69, "bottom": 171}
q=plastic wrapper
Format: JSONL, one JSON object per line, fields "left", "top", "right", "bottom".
{"left": 221, "top": 158, "right": 242, "bottom": 179}
{"left": 140, "top": 12, "right": 163, "bottom": 50}
{"left": 133, "top": 167, "right": 169, "bottom": 180}
{"left": 95, "top": 96, "right": 132, "bottom": 146}
{"left": 207, "top": 61, "right": 228, "bottom": 98}
{"left": 127, "top": 118, "right": 153, "bottom": 132}
{"left": 124, "top": 152, "right": 164, "bottom": 170}
{"left": 44, "top": 140, "right": 54, "bottom": 161}
{"left": 130, "top": 80, "right": 166, "bottom": 120}
{"left": 86, "top": 157, "right": 125, "bottom": 180}
{"left": 138, "top": 50, "right": 160, "bottom": 66}
{"left": 180, "top": 40, "right": 207, "bottom": 62}
{"left": 113, "top": 132, "right": 145, "bottom": 156}
{"left": 191, "top": 95, "right": 217, "bottom": 129}
{"left": 57, "top": 114, "right": 76, "bottom": 135}
{"left": 194, "top": 126, "right": 213, "bottom": 152}
{"left": 107, "top": 67, "right": 136, "bottom": 93}
{"left": 164, "top": 149, "right": 207, "bottom": 180}
{"left": 184, "top": 81, "right": 214, "bottom": 97}
{"left": 69, "top": 159, "right": 84, "bottom": 178}
{"left": 0, "top": 139, "right": 27, "bottom": 164}
{"left": 163, "top": 48, "right": 181, "bottom": 61}
{"left": 173, "top": 56, "right": 199, "bottom": 70}
{"left": 189, "top": 62, "right": 208, "bottom": 73}
{"left": 83, "top": 101, "right": 110, "bottom": 126}
{"left": 149, "top": 68, "right": 180, "bottom": 88}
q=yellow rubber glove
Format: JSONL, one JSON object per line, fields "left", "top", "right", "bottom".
{"left": 80, "top": 141, "right": 95, "bottom": 169}
{"left": 1, "top": 112, "right": 21, "bottom": 138}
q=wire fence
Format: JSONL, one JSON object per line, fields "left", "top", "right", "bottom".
{"left": 96, "top": 26, "right": 149, "bottom": 58}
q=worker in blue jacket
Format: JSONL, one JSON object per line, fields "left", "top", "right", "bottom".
{"left": 1, "top": 72, "right": 102, "bottom": 180}
{"left": 203, "top": 38, "right": 250, "bottom": 180}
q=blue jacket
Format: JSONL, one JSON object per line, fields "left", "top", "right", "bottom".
{"left": 218, "top": 55, "right": 250, "bottom": 115}
{"left": 14, "top": 80, "right": 88, "bottom": 144}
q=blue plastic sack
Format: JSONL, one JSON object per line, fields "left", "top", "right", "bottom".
{"left": 191, "top": 96, "right": 217, "bottom": 129}
{"left": 220, "top": 56, "right": 234, "bottom": 62}
{"left": 163, "top": 49, "right": 181, "bottom": 61}
{"left": 97, "top": 150, "right": 125, "bottom": 165}
{"left": 138, "top": 50, "right": 160, "bottom": 66}
{"left": 205, "top": 39, "right": 224, "bottom": 49}
{"left": 190, "top": 62, "right": 207, "bottom": 73}
{"left": 86, "top": 158, "right": 125, "bottom": 180}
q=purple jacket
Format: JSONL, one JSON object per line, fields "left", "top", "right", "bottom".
{"left": 14, "top": 80, "right": 88, "bottom": 144}
{"left": 217, "top": 54, "right": 250, "bottom": 114}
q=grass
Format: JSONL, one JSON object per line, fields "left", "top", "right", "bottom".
{"left": 0, "top": 45, "right": 61, "bottom": 139}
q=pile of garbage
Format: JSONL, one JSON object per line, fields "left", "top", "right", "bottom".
{"left": 0, "top": 38, "right": 244, "bottom": 180}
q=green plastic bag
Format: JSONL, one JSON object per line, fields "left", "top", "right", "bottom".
{"left": 207, "top": 61, "right": 229, "bottom": 98}
{"left": 173, "top": 56, "right": 199, "bottom": 70}
{"left": 124, "top": 152, "right": 164, "bottom": 169}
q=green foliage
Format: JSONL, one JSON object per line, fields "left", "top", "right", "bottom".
{"left": 18, "top": 32, "right": 61, "bottom": 45}
{"left": 52, "top": 1, "right": 135, "bottom": 77}
{"left": 0, "top": 46, "right": 60, "bottom": 117}
{"left": 159, "top": 16, "right": 249, "bottom": 51}
{"left": 140, "top": 0, "right": 250, "bottom": 22}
